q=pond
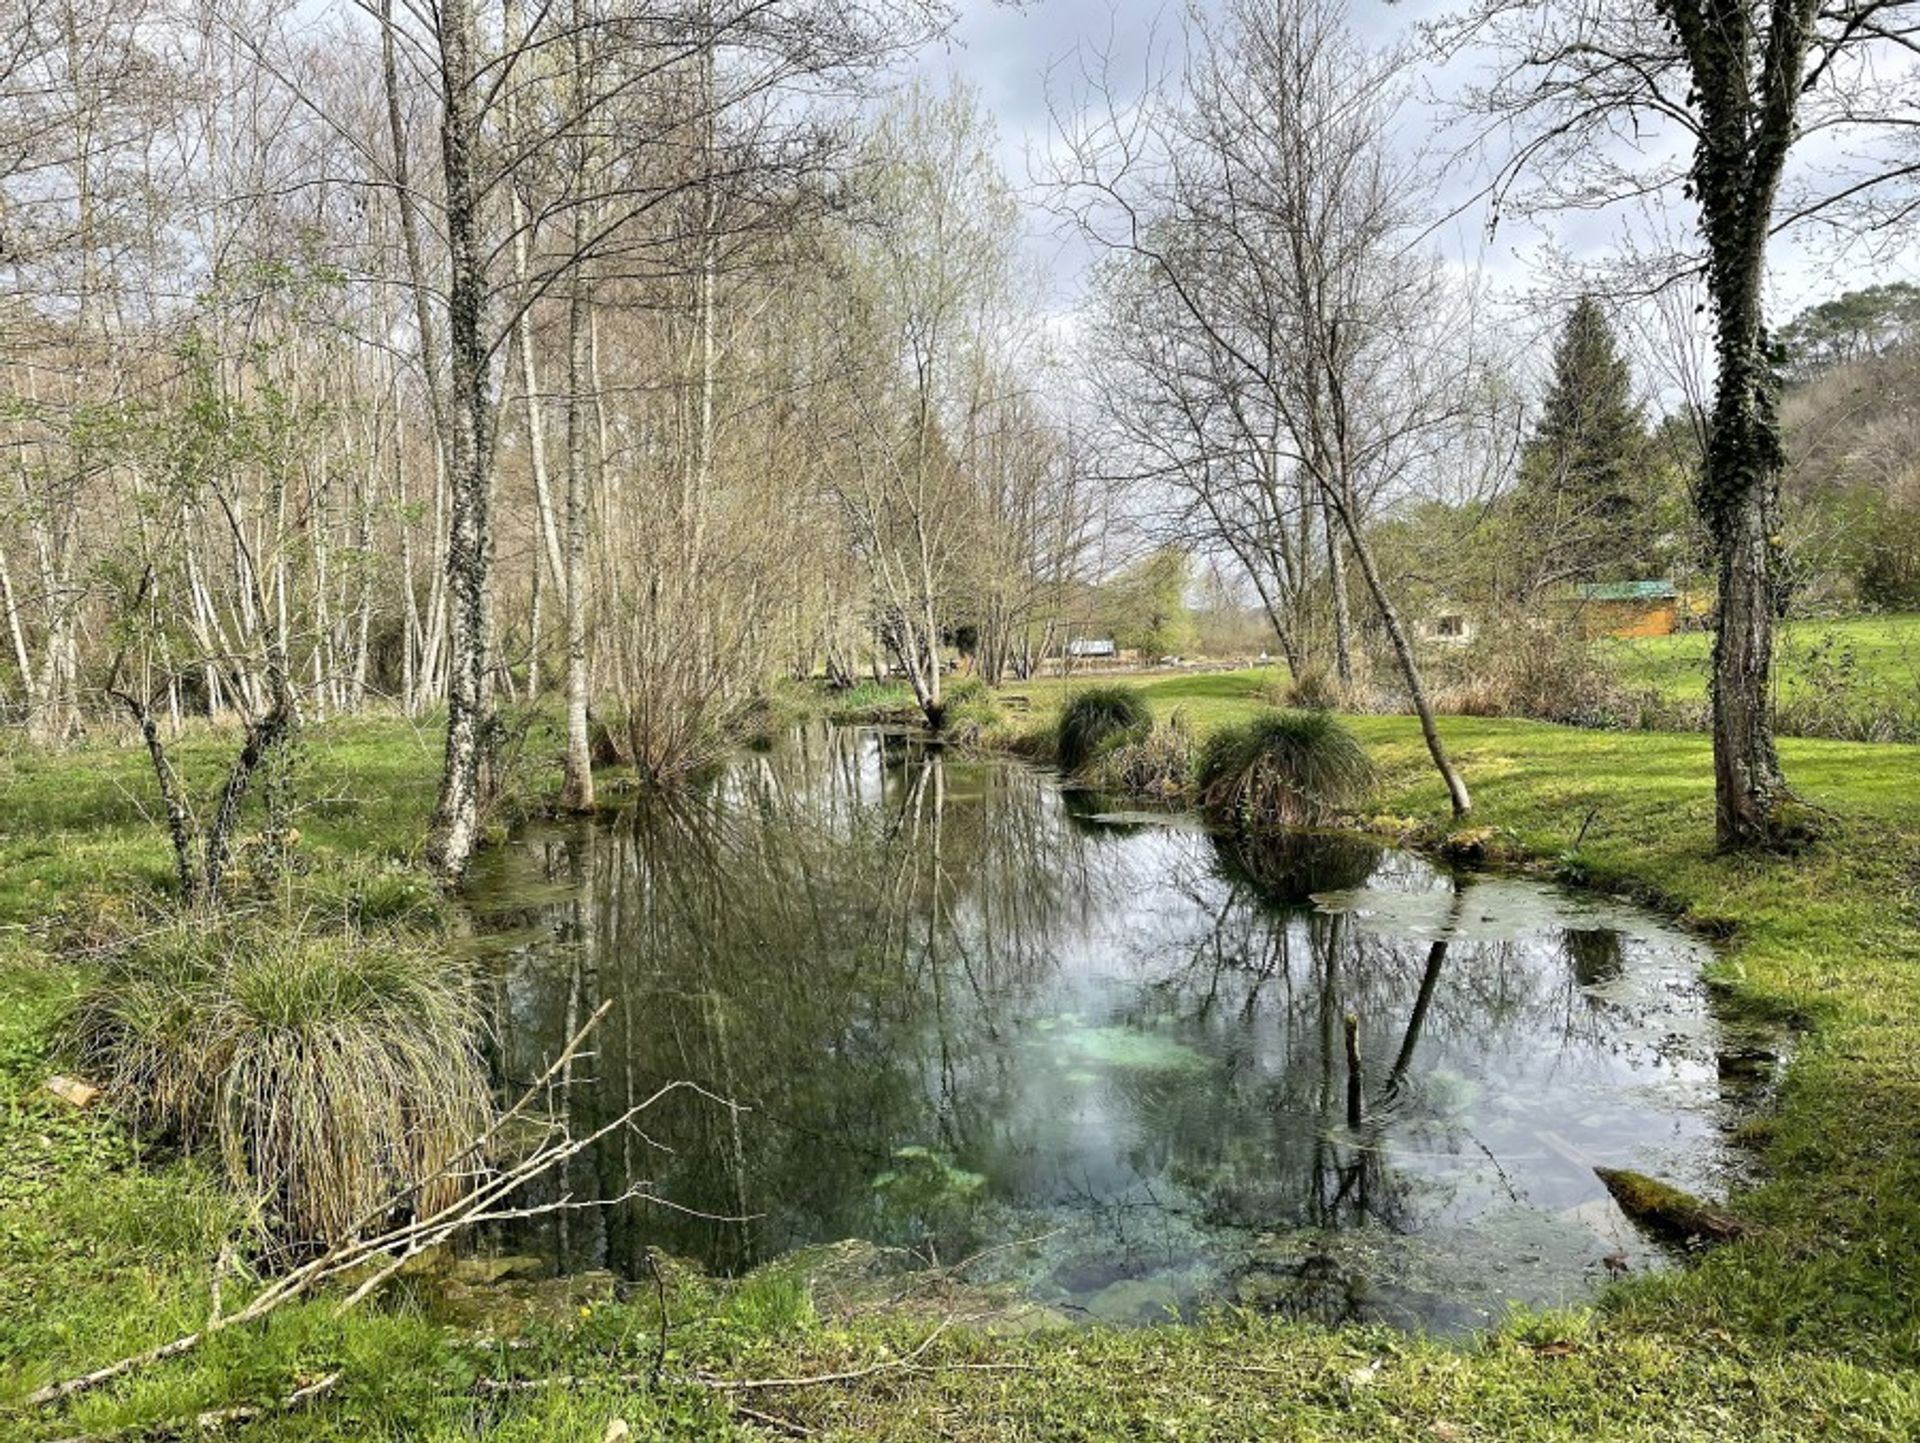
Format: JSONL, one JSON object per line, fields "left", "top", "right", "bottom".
{"left": 464, "top": 725, "right": 1776, "bottom": 1331}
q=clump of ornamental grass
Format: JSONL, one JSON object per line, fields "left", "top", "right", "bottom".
{"left": 62, "top": 920, "right": 494, "bottom": 1252}
{"left": 1087, "top": 715, "right": 1195, "bottom": 800}
{"left": 1055, "top": 685, "right": 1153, "bottom": 772}
{"left": 1196, "top": 709, "right": 1376, "bottom": 830}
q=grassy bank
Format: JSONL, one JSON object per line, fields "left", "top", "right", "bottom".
{"left": 5, "top": 686, "right": 1920, "bottom": 1438}
{"left": 1604, "top": 613, "right": 1920, "bottom": 740}
{"left": 1605, "top": 613, "right": 1920, "bottom": 701}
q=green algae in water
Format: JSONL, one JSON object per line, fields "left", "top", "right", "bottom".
{"left": 1052, "top": 1025, "right": 1210, "bottom": 1072}
{"left": 871, "top": 1147, "right": 987, "bottom": 1200}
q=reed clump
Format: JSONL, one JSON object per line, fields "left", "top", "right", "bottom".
{"left": 1087, "top": 715, "right": 1195, "bottom": 799}
{"left": 1196, "top": 709, "right": 1376, "bottom": 829}
{"left": 63, "top": 919, "right": 493, "bottom": 1249}
{"left": 1055, "top": 685, "right": 1153, "bottom": 772}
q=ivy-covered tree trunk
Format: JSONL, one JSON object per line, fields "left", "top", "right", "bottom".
{"left": 1708, "top": 463, "right": 1786, "bottom": 848}
{"left": 1701, "top": 187, "right": 1789, "bottom": 849}
{"left": 1666, "top": 0, "right": 1818, "bottom": 849}
{"left": 426, "top": 0, "right": 494, "bottom": 881}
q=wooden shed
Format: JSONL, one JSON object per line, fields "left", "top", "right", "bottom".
{"left": 1573, "top": 580, "right": 1680, "bottom": 639}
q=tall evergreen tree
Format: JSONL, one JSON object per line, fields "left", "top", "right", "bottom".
{"left": 1514, "top": 298, "right": 1650, "bottom": 592}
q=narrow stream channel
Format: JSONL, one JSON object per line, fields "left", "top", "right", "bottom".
{"left": 463, "top": 724, "right": 1777, "bottom": 1331}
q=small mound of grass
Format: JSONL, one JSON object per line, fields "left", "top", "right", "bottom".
{"left": 1087, "top": 716, "right": 1195, "bottom": 799}
{"left": 1055, "top": 685, "right": 1153, "bottom": 772}
{"left": 62, "top": 920, "right": 493, "bottom": 1251}
{"left": 1268, "top": 663, "right": 1346, "bottom": 711}
{"left": 940, "top": 676, "right": 1003, "bottom": 745}
{"left": 739, "top": 683, "right": 814, "bottom": 748}
{"left": 1196, "top": 709, "right": 1375, "bottom": 829}
{"left": 943, "top": 676, "right": 991, "bottom": 708}
{"left": 825, "top": 679, "right": 918, "bottom": 722}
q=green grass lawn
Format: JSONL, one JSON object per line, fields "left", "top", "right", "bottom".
{"left": 1607, "top": 612, "right": 1920, "bottom": 709}
{"left": 0, "top": 715, "right": 447, "bottom": 928}
{"left": 1006, "top": 664, "right": 1289, "bottom": 727}
{"left": 4, "top": 689, "right": 1920, "bottom": 1438}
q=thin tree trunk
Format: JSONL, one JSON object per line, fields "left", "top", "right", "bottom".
{"left": 503, "top": 0, "right": 565, "bottom": 596}
{"left": 0, "top": 540, "right": 38, "bottom": 718}
{"left": 559, "top": 209, "right": 594, "bottom": 811}
{"left": 113, "top": 690, "right": 199, "bottom": 903}
{"left": 1323, "top": 502, "right": 1354, "bottom": 693}
{"left": 425, "top": 0, "right": 495, "bottom": 881}
{"left": 558, "top": 0, "right": 597, "bottom": 811}
{"left": 1326, "top": 477, "right": 1470, "bottom": 818}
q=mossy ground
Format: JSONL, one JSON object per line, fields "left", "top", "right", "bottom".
{"left": 5, "top": 681, "right": 1920, "bottom": 1438}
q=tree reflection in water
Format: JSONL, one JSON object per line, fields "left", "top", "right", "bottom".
{"left": 466, "top": 725, "right": 1757, "bottom": 1330}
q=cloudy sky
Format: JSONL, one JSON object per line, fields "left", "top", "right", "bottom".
{"left": 910, "top": 0, "right": 1917, "bottom": 338}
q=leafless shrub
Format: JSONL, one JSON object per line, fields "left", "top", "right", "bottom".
{"left": 1428, "top": 623, "right": 1684, "bottom": 731}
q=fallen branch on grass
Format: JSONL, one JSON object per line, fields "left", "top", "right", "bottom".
{"left": 45, "top": 1371, "right": 341, "bottom": 1443}
{"left": 22, "top": 999, "right": 738, "bottom": 1414}
{"left": 695, "top": 1318, "right": 956, "bottom": 1391}
{"left": 472, "top": 1319, "right": 961, "bottom": 1399}
{"left": 731, "top": 1401, "right": 812, "bottom": 1437}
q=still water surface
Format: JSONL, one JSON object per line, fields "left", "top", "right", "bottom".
{"left": 465, "top": 725, "right": 1769, "bottom": 1330}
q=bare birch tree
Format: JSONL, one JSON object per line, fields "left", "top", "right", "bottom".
{"left": 806, "top": 85, "right": 1023, "bottom": 729}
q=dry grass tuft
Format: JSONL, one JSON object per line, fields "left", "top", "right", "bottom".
{"left": 1269, "top": 663, "right": 1348, "bottom": 712}
{"left": 1055, "top": 685, "right": 1153, "bottom": 771}
{"left": 1087, "top": 715, "right": 1196, "bottom": 799}
{"left": 63, "top": 920, "right": 494, "bottom": 1250}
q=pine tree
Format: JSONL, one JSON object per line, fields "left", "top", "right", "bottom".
{"left": 1515, "top": 298, "right": 1650, "bottom": 591}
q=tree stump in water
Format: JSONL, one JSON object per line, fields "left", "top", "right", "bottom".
{"left": 1595, "top": 1167, "right": 1746, "bottom": 1246}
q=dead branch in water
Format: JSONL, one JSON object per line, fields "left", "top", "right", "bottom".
{"left": 1595, "top": 1167, "right": 1748, "bottom": 1245}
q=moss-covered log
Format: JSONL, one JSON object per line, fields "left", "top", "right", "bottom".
{"left": 1595, "top": 1167, "right": 1747, "bottom": 1245}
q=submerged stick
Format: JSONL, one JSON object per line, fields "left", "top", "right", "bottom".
{"left": 1344, "top": 1013, "right": 1363, "bottom": 1128}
